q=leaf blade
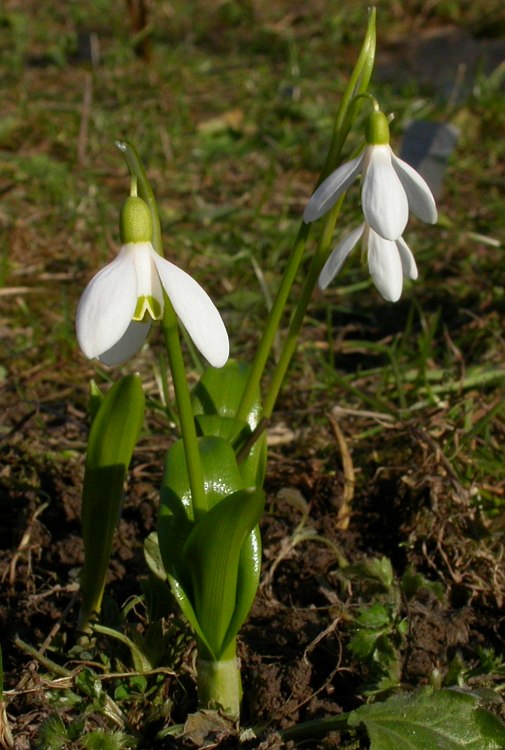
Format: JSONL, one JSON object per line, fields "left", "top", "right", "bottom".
{"left": 348, "top": 687, "right": 505, "bottom": 750}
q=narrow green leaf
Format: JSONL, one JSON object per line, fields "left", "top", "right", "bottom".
{"left": 93, "top": 624, "right": 152, "bottom": 673}
{"left": 221, "top": 524, "right": 262, "bottom": 653}
{"left": 79, "top": 375, "right": 145, "bottom": 631}
{"left": 348, "top": 686, "right": 505, "bottom": 750}
{"left": 87, "top": 379, "right": 104, "bottom": 423}
{"left": 182, "top": 486, "right": 265, "bottom": 659}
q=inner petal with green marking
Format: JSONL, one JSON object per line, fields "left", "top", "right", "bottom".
{"left": 132, "top": 243, "right": 164, "bottom": 321}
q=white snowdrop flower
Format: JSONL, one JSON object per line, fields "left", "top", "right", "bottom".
{"left": 319, "top": 222, "right": 418, "bottom": 302}
{"left": 76, "top": 196, "right": 229, "bottom": 367}
{"left": 304, "top": 111, "right": 437, "bottom": 241}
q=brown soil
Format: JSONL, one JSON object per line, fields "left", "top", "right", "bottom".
{"left": 2, "top": 388, "right": 504, "bottom": 748}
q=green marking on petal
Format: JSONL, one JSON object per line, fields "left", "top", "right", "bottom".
{"left": 133, "top": 295, "right": 163, "bottom": 321}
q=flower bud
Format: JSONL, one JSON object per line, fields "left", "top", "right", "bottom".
{"left": 120, "top": 196, "right": 153, "bottom": 244}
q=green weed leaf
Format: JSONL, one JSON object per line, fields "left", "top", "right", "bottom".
{"left": 36, "top": 714, "right": 68, "bottom": 750}
{"left": 348, "top": 686, "right": 505, "bottom": 750}
{"left": 82, "top": 729, "right": 130, "bottom": 750}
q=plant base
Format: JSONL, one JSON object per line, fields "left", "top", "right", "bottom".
{"left": 197, "top": 657, "right": 242, "bottom": 721}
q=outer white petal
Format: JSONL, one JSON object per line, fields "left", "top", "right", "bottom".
{"left": 367, "top": 229, "right": 403, "bottom": 302}
{"left": 152, "top": 253, "right": 229, "bottom": 368}
{"left": 362, "top": 145, "right": 409, "bottom": 241}
{"left": 303, "top": 154, "right": 364, "bottom": 223}
{"left": 391, "top": 153, "right": 438, "bottom": 224}
{"left": 76, "top": 246, "right": 138, "bottom": 359}
{"left": 319, "top": 223, "right": 365, "bottom": 290}
{"left": 396, "top": 236, "right": 418, "bottom": 280}
{"left": 99, "top": 320, "right": 151, "bottom": 366}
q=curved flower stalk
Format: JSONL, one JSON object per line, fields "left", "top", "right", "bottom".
{"left": 304, "top": 111, "right": 438, "bottom": 241}
{"left": 319, "top": 222, "right": 418, "bottom": 303}
{"left": 76, "top": 196, "right": 229, "bottom": 368}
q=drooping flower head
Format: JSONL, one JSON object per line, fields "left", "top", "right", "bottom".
{"left": 304, "top": 110, "right": 438, "bottom": 241}
{"left": 76, "top": 196, "right": 229, "bottom": 367}
{"left": 319, "top": 222, "right": 418, "bottom": 303}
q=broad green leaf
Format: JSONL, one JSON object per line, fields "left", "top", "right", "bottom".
{"left": 192, "top": 359, "right": 261, "bottom": 430}
{"left": 165, "top": 435, "right": 246, "bottom": 514}
{"left": 158, "top": 437, "right": 249, "bottom": 586}
{"left": 182, "top": 486, "right": 265, "bottom": 659}
{"left": 348, "top": 686, "right": 505, "bottom": 750}
{"left": 158, "top": 435, "right": 262, "bottom": 657}
{"left": 192, "top": 360, "right": 267, "bottom": 488}
{"left": 79, "top": 375, "right": 145, "bottom": 631}
{"left": 194, "top": 414, "right": 246, "bottom": 444}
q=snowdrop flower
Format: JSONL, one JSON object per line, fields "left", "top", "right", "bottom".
{"left": 304, "top": 111, "right": 437, "bottom": 241}
{"left": 76, "top": 196, "right": 229, "bottom": 367}
{"left": 319, "top": 222, "right": 418, "bottom": 303}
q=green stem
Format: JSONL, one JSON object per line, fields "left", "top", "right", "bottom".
{"left": 236, "top": 222, "right": 310, "bottom": 422}
{"left": 263, "top": 198, "right": 344, "bottom": 417}
{"left": 196, "top": 638, "right": 241, "bottom": 720}
{"left": 161, "top": 301, "right": 207, "bottom": 518}
{"left": 235, "top": 10, "right": 375, "bottom": 423}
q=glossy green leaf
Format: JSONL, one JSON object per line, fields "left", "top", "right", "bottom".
{"left": 348, "top": 686, "right": 505, "bottom": 750}
{"left": 158, "top": 435, "right": 263, "bottom": 659}
{"left": 79, "top": 374, "right": 145, "bottom": 631}
{"left": 182, "top": 486, "right": 265, "bottom": 659}
{"left": 192, "top": 359, "right": 261, "bottom": 430}
{"left": 222, "top": 524, "right": 261, "bottom": 653}
{"left": 158, "top": 435, "right": 248, "bottom": 652}
{"left": 192, "top": 359, "right": 267, "bottom": 488}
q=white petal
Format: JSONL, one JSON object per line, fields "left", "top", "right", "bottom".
{"left": 319, "top": 223, "right": 365, "bottom": 289}
{"left": 99, "top": 320, "right": 151, "bottom": 366}
{"left": 362, "top": 145, "right": 409, "bottom": 241}
{"left": 367, "top": 229, "right": 403, "bottom": 302}
{"left": 391, "top": 153, "right": 438, "bottom": 224}
{"left": 303, "top": 154, "right": 363, "bottom": 223}
{"left": 76, "top": 246, "right": 138, "bottom": 359}
{"left": 396, "top": 236, "right": 418, "bottom": 280}
{"left": 152, "top": 253, "right": 229, "bottom": 368}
